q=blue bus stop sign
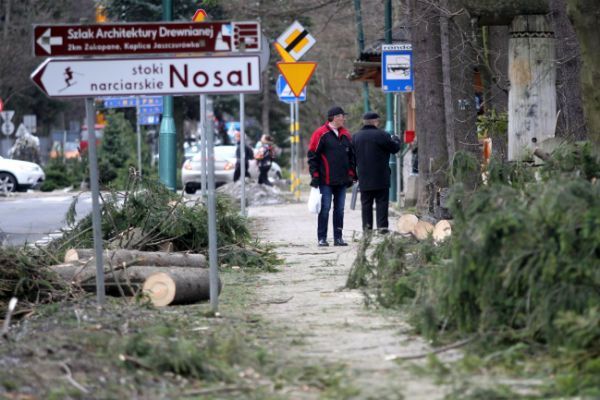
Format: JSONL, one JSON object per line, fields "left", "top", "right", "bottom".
{"left": 276, "top": 74, "right": 306, "bottom": 103}
{"left": 382, "top": 43, "right": 413, "bottom": 93}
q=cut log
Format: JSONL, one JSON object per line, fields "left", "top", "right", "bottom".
{"left": 143, "top": 271, "right": 215, "bottom": 307}
{"left": 433, "top": 220, "right": 452, "bottom": 243}
{"left": 396, "top": 214, "right": 419, "bottom": 235}
{"left": 411, "top": 220, "right": 434, "bottom": 241}
{"left": 64, "top": 249, "right": 206, "bottom": 268}
{"left": 49, "top": 264, "right": 218, "bottom": 305}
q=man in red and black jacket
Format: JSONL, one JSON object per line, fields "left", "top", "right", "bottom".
{"left": 307, "top": 106, "right": 357, "bottom": 247}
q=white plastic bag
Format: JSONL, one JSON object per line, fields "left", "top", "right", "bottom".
{"left": 307, "top": 187, "right": 322, "bottom": 214}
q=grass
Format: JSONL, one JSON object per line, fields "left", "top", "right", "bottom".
{"left": 0, "top": 269, "right": 359, "bottom": 399}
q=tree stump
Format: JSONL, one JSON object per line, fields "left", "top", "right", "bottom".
{"left": 396, "top": 214, "right": 419, "bottom": 235}
{"left": 412, "top": 220, "right": 434, "bottom": 241}
{"left": 508, "top": 15, "right": 557, "bottom": 161}
{"left": 433, "top": 220, "right": 452, "bottom": 243}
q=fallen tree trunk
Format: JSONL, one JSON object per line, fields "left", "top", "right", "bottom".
{"left": 64, "top": 249, "right": 206, "bottom": 268}
{"left": 50, "top": 264, "right": 218, "bottom": 306}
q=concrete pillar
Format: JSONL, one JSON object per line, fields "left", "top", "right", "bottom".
{"left": 508, "top": 15, "right": 556, "bottom": 160}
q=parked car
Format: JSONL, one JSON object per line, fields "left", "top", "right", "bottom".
{"left": 182, "top": 145, "right": 282, "bottom": 194}
{"left": 0, "top": 156, "right": 45, "bottom": 192}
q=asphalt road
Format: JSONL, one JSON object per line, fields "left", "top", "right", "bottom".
{"left": 0, "top": 192, "right": 92, "bottom": 246}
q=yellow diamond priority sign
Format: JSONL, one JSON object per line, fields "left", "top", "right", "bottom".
{"left": 277, "top": 62, "right": 317, "bottom": 97}
{"left": 276, "top": 21, "right": 316, "bottom": 61}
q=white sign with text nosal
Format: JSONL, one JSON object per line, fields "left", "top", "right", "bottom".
{"left": 31, "top": 55, "right": 261, "bottom": 98}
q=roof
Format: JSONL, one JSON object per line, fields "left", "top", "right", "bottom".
{"left": 348, "top": 25, "right": 410, "bottom": 84}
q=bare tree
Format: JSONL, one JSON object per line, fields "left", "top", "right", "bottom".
{"left": 550, "top": 0, "right": 587, "bottom": 140}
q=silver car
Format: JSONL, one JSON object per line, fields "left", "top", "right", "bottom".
{"left": 182, "top": 145, "right": 282, "bottom": 194}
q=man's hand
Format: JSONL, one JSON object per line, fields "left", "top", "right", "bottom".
{"left": 310, "top": 177, "right": 320, "bottom": 188}
{"left": 346, "top": 178, "right": 356, "bottom": 188}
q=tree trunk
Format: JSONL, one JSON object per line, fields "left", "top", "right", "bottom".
{"left": 50, "top": 264, "right": 217, "bottom": 306}
{"left": 143, "top": 271, "right": 214, "bottom": 306}
{"left": 550, "top": 0, "right": 587, "bottom": 140}
{"left": 3, "top": 0, "right": 10, "bottom": 40}
{"left": 410, "top": 0, "right": 448, "bottom": 214}
{"left": 448, "top": 3, "right": 479, "bottom": 157}
{"left": 566, "top": 0, "right": 600, "bottom": 146}
{"left": 508, "top": 15, "right": 557, "bottom": 160}
{"left": 64, "top": 248, "right": 206, "bottom": 268}
{"left": 261, "top": 66, "right": 271, "bottom": 139}
{"left": 481, "top": 25, "right": 510, "bottom": 160}
{"left": 440, "top": 0, "right": 456, "bottom": 161}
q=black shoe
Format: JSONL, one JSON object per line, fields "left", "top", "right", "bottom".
{"left": 379, "top": 228, "right": 389, "bottom": 235}
{"left": 318, "top": 239, "right": 329, "bottom": 247}
{"left": 333, "top": 239, "right": 348, "bottom": 246}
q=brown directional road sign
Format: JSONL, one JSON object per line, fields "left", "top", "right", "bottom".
{"left": 33, "top": 21, "right": 261, "bottom": 57}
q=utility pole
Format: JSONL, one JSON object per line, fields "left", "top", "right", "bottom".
{"left": 353, "top": 0, "right": 370, "bottom": 113}
{"left": 159, "top": 0, "right": 176, "bottom": 190}
{"left": 385, "top": 0, "right": 397, "bottom": 202}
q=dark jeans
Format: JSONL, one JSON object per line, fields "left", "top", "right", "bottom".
{"left": 258, "top": 166, "right": 272, "bottom": 185}
{"left": 318, "top": 184, "right": 346, "bottom": 241}
{"left": 233, "top": 162, "right": 250, "bottom": 182}
{"left": 360, "top": 188, "right": 389, "bottom": 231}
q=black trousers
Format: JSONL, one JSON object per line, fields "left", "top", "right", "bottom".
{"left": 233, "top": 162, "right": 250, "bottom": 182}
{"left": 360, "top": 188, "right": 389, "bottom": 231}
{"left": 258, "top": 165, "right": 272, "bottom": 185}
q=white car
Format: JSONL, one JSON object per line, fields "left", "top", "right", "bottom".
{"left": 0, "top": 156, "right": 45, "bottom": 192}
{"left": 182, "top": 145, "right": 282, "bottom": 194}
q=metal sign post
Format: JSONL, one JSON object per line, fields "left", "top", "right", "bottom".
{"left": 135, "top": 96, "right": 142, "bottom": 176}
{"left": 199, "top": 94, "right": 208, "bottom": 199}
{"left": 206, "top": 99, "right": 219, "bottom": 313}
{"left": 84, "top": 98, "right": 105, "bottom": 305}
{"left": 294, "top": 100, "right": 301, "bottom": 200}
{"left": 289, "top": 102, "right": 295, "bottom": 195}
{"left": 240, "top": 93, "right": 247, "bottom": 216}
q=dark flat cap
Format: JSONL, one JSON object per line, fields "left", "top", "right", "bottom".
{"left": 327, "top": 106, "right": 347, "bottom": 117}
{"left": 363, "top": 111, "right": 380, "bottom": 120}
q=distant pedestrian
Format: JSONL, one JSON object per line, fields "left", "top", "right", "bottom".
{"left": 307, "top": 106, "right": 357, "bottom": 247}
{"left": 353, "top": 111, "right": 401, "bottom": 233}
{"left": 255, "top": 134, "right": 275, "bottom": 186}
{"left": 233, "top": 130, "right": 253, "bottom": 182}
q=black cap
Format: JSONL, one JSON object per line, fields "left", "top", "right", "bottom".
{"left": 327, "top": 106, "right": 347, "bottom": 117}
{"left": 363, "top": 111, "right": 380, "bottom": 120}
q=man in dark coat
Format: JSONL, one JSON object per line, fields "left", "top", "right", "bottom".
{"left": 353, "top": 111, "right": 402, "bottom": 232}
{"left": 307, "top": 106, "right": 357, "bottom": 246}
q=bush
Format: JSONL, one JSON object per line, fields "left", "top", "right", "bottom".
{"left": 349, "top": 144, "right": 600, "bottom": 395}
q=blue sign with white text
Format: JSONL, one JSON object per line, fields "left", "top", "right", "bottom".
{"left": 139, "top": 115, "right": 161, "bottom": 125}
{"left": 382, "top": 44, "right": 413, "bottom": 93}
{"left": 276, "top": 75, "right": 306, "bottom": 103}
{"left": 103, "top": 96, "right": 163, "bottom": 108}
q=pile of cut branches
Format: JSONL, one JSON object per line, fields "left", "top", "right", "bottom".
{"left": 349, "top": 144, "right": 600, "bottom": 396}
{"left": 0, "top": 246, "right": 79, "bottom": 316}
{"left": 47, "top": 174, "right": 280, "bottom": 271}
